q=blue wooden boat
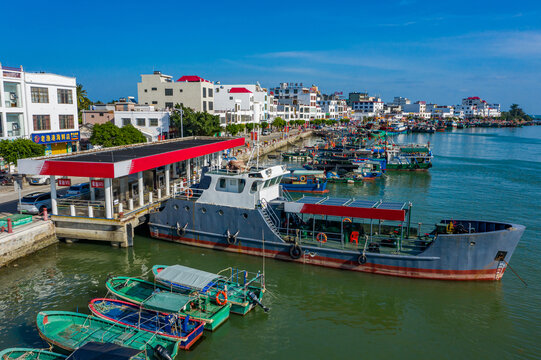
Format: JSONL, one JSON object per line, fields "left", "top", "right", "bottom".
{"left": 89, "top": 298, "right": 204, "bottom": 350}
{"left": 280, "top": 170, "right": 328, "bottom": 193}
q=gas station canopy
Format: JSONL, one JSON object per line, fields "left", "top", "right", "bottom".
{"left": 18, "top": 137, "right": 244, "bottom": 178}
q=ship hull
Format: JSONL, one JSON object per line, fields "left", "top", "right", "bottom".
{"left": 149, "top": 199, "right": 524, "bottom": 281}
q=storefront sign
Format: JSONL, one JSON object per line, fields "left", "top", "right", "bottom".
{"left": 32, "top": 131, "right": 80, "bottom": 145}
{"left": 91, "top": 179, "right": 104, "bottom": 188}
{"left": 58, "top": 178, "right": 71, "bottom": 187}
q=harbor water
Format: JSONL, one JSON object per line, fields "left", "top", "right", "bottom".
{"left": 0, "top": 127, "right": 540, "bottom": 359}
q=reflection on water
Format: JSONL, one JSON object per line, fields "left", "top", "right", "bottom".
{"left": 0, "top": 127, "right": 540, "bottom": 359}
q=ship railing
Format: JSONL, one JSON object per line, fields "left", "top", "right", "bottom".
{"left": 280, "top": 186, "right": 293, "bottom": 201}
{"left": 172, "top": 186, "right": 204, "bottom": 201}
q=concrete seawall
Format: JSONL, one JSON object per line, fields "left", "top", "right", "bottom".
{"left": 236, "top": 130, "right": 313, "bottom": 162}
{"left": 0, "top": 221, "right": 57, "bottom": 268}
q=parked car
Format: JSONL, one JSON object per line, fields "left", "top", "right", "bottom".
{"left": 262, "top": 129, "right": 271, "bottom": 136}
{"left": 65, "top": 183, "right": 91, "bottom": 197}
{"left": 29, "top": 175, "right": 50, "bottom": 185}
{"left": 18, "top": 192, "right": 52, "bottom": 214}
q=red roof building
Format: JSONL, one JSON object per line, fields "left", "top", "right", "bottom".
{"left": 176, "top": 75, "right": 210, "bottom": 83}
{"left": 228, "top": 87, "right": 252, "bottom": 94}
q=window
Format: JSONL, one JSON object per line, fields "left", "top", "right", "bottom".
{"left": 202, "top": 88, "right": 207, "bottom": 98}
{"left": 229, "top": 96, "right": 233, "bottom": 100}
{"left": 31, "top": 87, "right": 49, "bottom": 103}
{"left": 203, "top": 101, "right": 207, "bottom": 112}
{"left": 152, "top": 101, "right": 158, "bottom": 104}
{"left": 179, "top": 89, "right": 183, "bottom": 93}
{"left": 57, "top": 89, "right": 73, "bottom": 104}
{"left": 33, "top": 115, "right": 51, "bottom": 131}
{"left": 208, "top": 88, "right": 213, "bottom": 97}
{"left": 208, "top": 101, "right": 213, "bottom": 111}
{"left": 149, "top": 118, "right": 159, "bottom": 126}
{"left": 165, "top": 88, "right": 173, "bottom": 96}
{"left": 136, "top": 118, "right": 145, "bottom": 126}
{"left": 122, "top": 118, "right": 131, "bottom": 126}
{"left": 151, "top": 87, "right": 157, "bottom": 91}
{"left": 215, "top": 88, "right": 219, "bottom": 93}
{"left": 144, "top": 89, "right": 148, "bottom": 92}
{"left": 165, "top": 102, "right": 173, "bottom": 109}
{"left": 59, "top": 115, "right": 74, "bottom": 129}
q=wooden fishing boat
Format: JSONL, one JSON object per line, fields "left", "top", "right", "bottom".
{"left": 0, "top": 348, "right": 66, "bottom": 360}
{"left": 106, "top": 276, "right": 230, "bottom": 331}
{"left": 281, "top": 170, "right": 328, "bottom": 193}
{"left": 152, "top": 265, "right": 267, "bottom": 316}
{"left": 89, "top": 298, "right": 204, "bottom": 350}
{"left": 35, "top": 311, "right": 179, "bottom": 360}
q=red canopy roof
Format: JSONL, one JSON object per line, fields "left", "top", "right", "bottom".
{"left": 176, "top": 75, "right": 210, "bottom": 83}
{"left": 229, "top": 87, "right": 252, "bottom": 93}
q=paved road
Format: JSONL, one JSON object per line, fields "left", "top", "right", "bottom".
{"left": 0, "top": 177, "right": 87, "bottom": 216}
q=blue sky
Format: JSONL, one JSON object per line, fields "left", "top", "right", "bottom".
{"left": 3, "top": 0, "right": 541, "bottom": 113}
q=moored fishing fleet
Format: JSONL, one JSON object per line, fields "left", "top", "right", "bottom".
{"left": 3, "top": 263, "right": 268, "bottom": 359}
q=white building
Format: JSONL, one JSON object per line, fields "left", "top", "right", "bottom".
{"left": 454, "top": 97, "right": 501, "bottom": 118}
{"left": 213, "top": 83, "right": 269, "bottom": 126}
{"left": 0, "top": 63, "right": 78, "bottom": 155}
{"left": 137, "top": 71, "right": 215, "bottom": 114}
{"left": 113, "top": 104, "right": 170, "bottom": 142}
{"left": 270, "top": 83, "right": 319, "bottom": 121}
{"left": 426, "top": 104, "right": 454, "bottom": 118}
{"left": 350, "top": 94, "right": 384, "bottom": 119}
{"left": 402, "top": 101, "right": 431, "bottom": 119}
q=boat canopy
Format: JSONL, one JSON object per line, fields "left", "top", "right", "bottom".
{"left": 284, "top": 196, "right": 407, "bottom": 221}
{"left": 291, "top": 170, "right": 325, "bottom": 176}
{"left": 142, "top": 291, "right": 193, "bottom": 313}
{"left": 401, "top": 147, "right": 429, "bottom": 153}
{"left": 66, "top": 342, "right": 142, "bottom": 360}
{"left": 156, "top": 265, "right": 220, "bottom": 292}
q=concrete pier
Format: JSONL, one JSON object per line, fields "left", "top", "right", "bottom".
{"left": 0, "top": 220, "right": 57, "bottom": 268}
{"left": 236, "top": 130, "right": 313, "bottom": 162}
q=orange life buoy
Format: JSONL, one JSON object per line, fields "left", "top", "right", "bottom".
{"left": 343, "top": 218, "right": 352, "bottom": 223}
{"left": 185, "top": 188, "right": 193, "bottom": 199}
{"left": 316, "top": 233, "right": 327, "bottom": 243}
{"left": 300, "top": 176, "right": 307, "bottom": 182}
{"left": 215, "top": 290, "right": 228, "bottom": 305}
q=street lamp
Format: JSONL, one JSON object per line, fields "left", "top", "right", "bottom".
{"left": 173, "top": 107, "right": 184, "bottom": 138}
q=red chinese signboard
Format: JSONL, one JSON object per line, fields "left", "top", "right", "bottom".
{"left": 58, "top": 178, "right": 71, "bottom": 187}
{"left": 91, "top": 180, "right": 105, "bottom": 188}
{"left": 250, "top": 131, "right": 258, "bottom": 141}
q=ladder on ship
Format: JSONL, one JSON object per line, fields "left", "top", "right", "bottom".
{"left": 259, "top": 199, "right": 281, "bottom": 237}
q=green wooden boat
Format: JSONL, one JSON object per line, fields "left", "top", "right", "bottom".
{"left": 0, "top": 348, "right": 66, "bottom": 360}
{"left": 152, "top": 265, "right": 267, "bottom": 316}
{"left": 36, "top": 311, "right": 179, "bottom": 360}
{"left": 106, "top": 276, "right": 230, "bottom": 331}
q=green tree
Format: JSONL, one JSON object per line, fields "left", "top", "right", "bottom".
{"left": 238, "top": 123, "right": 246, "bottom": 133}
{"left": 272, "top": 117, "right": 286, "bottom": 129}
{"left": 0, "top": 139, "right": 45, "bottom": 166}
{"left": 226, "top": 124, "right": 240, "bottom": 136}
{"left": 90, "top": 123, "right": 146, "bottom": 147}
{"left": 76, "top": 83, "right": 92, "bottom": 122}
{"left": 170, "top": 105, "right": 221, "bottom": 137}
{"left": 261, "top": 121, "right": 269, "bottom": 129}
{"left": 246, "top": 123, "right": 255, "bottom": 132}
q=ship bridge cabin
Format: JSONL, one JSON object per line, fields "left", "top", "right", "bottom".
{"left": 193, "top": 165, "right": 289, "bottom": 209}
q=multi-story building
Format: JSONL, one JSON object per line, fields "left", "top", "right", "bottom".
{"left": 82, "top": 103, "right": 115, "bottom": 125}
{"left": 350, "top": 93, "right": 384, "bottom": 119}
{"left": 137, "top": 71, "right": 214, "bottom": 114}
{"left": 113, "top": 102, "right": 170, "bottom": 142}
{"left": 0, "top": 63, "right": 79, "bottom": 155}
{"left": 426, "top": 104, "right": 454, "bottom": 118}
{"left": 402, "top": 101, "right": 430, "bottom": 118}
{"left": 213, "top": 83, "right": 269, "bottom": 126}
{"left": 390, "top": 96, "right": 411, "bottom": 107}
{"left": 454, "top": 97, "right": 501, "bottom": 118}
{"left": 270, "top": 83, "right": 319, "bottom": 121}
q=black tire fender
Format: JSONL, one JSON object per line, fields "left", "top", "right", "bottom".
{"left": 358, "top": 254, "right": 367, "bottom": 265}
{"left": 289, "top": 244, "right": 302, "bottom": 259}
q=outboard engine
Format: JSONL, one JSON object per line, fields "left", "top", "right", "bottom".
{"left": 153, "top": 345, "right": 173, "bottom": 360}
{"left": 248, "top": 291, "right": 270, "bottom": 313}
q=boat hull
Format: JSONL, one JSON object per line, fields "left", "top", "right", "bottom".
{"left": 0, "top": 349, "right": 66, "bottom": 360}
{"left": 149, "top": 199, "right": 524, "bottom": 281}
